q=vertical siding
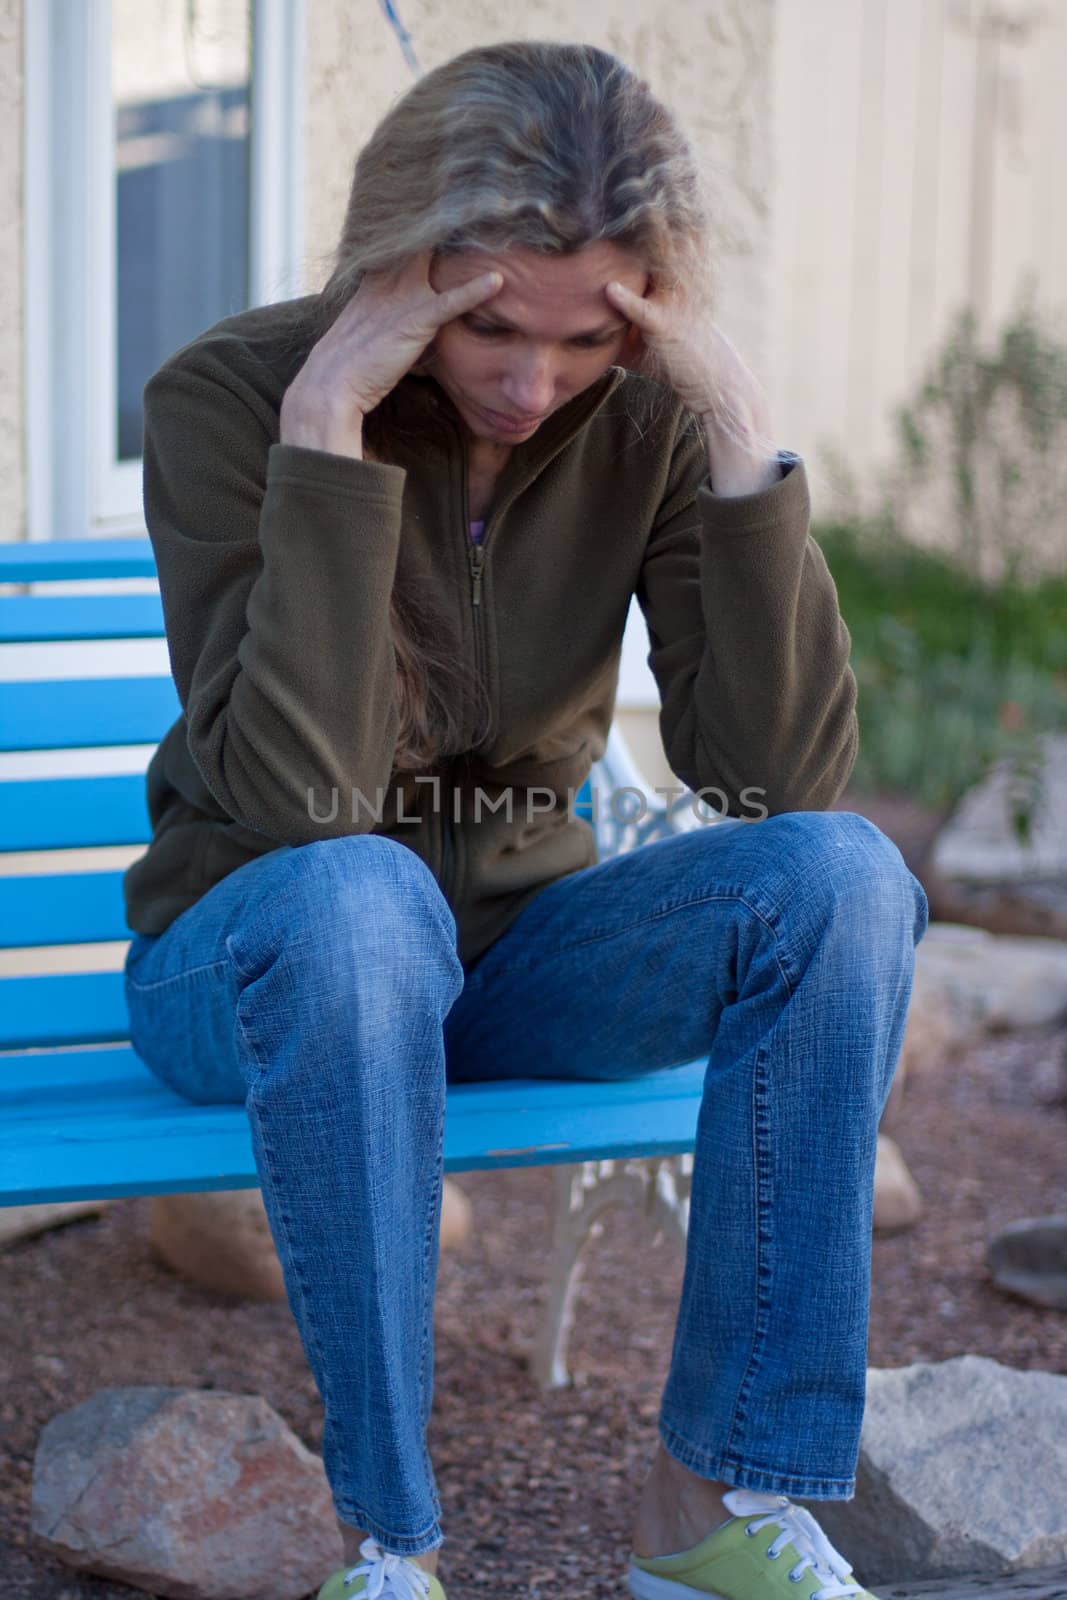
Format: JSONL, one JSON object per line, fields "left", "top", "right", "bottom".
{"left": 905, "top": 0, "right": 945, "bottom": 369}
{"left": 768, "top": 0, "right": 1067, "bottom": 516}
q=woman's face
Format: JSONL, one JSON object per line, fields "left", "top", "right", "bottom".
{"left": 425, "top": 242, "right": 649, "bottom": 446}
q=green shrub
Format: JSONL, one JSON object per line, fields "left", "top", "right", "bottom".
{"left": 887, "top": 291, "right": 1067, "bottom": 584}
{"left": 815, "top": 521, "right": 1067, "bottom": 822}
{"left": 811, "top": 294, "right": 1067, "bottom": 826}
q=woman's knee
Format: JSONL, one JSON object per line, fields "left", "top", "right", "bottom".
{"left": 742, "top": 810, "right": 928, "bottom": 946}
{"left": 229, "top": 834, "right": 463, "bottom": 992}
{"left": 771, "top": 819, "right": 927, "bottom": 940}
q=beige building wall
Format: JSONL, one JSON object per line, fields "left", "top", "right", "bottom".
{"left": 767, "top": 0, "right": 1067, "bottom": 517}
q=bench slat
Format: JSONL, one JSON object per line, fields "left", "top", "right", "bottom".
{"left": 0, "top": 1047, "right": 706, "bottom": 1204}
{"left": 0, "top": 872, "right": 133, "bottom": 950}
{"left": 1, "top": 676, "right": 179, "bottom": 750}
{"left": 0, "top": 538, "right": 156, "bottom": 582}
{"left": 0, "top": 593, "right": 165, "bottom": 643}
{"left": 0, "top": 1045, "right": 707, "bottom": 1109}
{"left": 0, "top": 972, "right": 129, "bottom": 1050}
{"left": 0, "top": 774, "right": 150, "bottom": 851}
{"left": 1, "top": 1045, "right": 160, "bottom": 1098}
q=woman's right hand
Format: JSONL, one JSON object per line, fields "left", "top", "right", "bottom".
{"left": 279, "top": 250, "right": 504, "bottom": 457}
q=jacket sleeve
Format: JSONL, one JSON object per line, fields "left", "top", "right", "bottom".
{"left": 634, "top": 415, "right": 858, "bottom": 816}
{"left": 142, "top": 351, "right": 408, "bottom": 843}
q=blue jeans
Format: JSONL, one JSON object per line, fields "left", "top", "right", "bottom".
{"left": 123, "top": 811, "right": 928, "bottom": 1555}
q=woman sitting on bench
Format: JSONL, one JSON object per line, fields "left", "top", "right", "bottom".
{"left": 122, "top": 38, "right": 928, "bottom": 1600}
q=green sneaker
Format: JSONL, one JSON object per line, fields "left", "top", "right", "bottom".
{"left": 629, "top": 1489, "right": 879, "bottom": 1600}
{"left": 317, "top": 1537, "right": 447, "bottom": 1600}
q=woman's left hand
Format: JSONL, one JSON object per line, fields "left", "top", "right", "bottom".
{"left": 605, "top": 278, "right": 773, "bottom": 444}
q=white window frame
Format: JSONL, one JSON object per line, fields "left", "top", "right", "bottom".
{"left": 24, "top": 0, "right": 305, "bottom": 543}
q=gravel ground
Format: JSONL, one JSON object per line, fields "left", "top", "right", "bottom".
{"left": 3, "top": 795, "right": 1067, "bottom": 1600}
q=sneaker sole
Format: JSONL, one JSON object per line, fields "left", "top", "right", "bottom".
{"left": 628, "top": 1564, "right": 729, "bottom": 1600}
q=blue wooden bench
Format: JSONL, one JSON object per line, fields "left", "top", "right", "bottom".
{"left": 0, "top": 538, "right": 709, "bottom": 1386}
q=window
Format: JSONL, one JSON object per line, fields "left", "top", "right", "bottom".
{"left": 114, "top": 5, "right": 253, "bottom": 462}
{"left": 25, "top": 0, "right": 304, "bottom": 540}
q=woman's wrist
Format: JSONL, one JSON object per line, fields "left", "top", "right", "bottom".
{"left": 701, "top": 414, "right": 781, "bottom": 497}
{"left": 279, "top": 401, "right": 365, "bottom": 461}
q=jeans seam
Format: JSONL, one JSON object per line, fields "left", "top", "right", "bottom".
{"left": 657, "top": 900, "right": 793, "bottom": 1475}
{"left": 230, "top": 960, "right": 341, "bottom": 1498}
{"left": 124, "top": 956, "right": 230, "bottom": 993}
{"left": 719, "top": 1039, "right": 777, "bottom": 1464}
{"left": 416, "top": 1101, "right": 446, "bottom": 1525}
{"left": 241, "top": 1089, "right": 338, "bottom": 1430}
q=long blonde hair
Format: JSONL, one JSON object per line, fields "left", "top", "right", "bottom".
{"left": 308, "top": 39, "right": 717, "bottom": 771}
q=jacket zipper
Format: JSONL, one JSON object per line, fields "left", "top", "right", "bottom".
{"left": 467, "top": 539, "right": 486, "bottom": 712}
{"left": 462, "top": 458, "right": 487, "bottom": 696}
{"left": 438, "top": 438, "right": 484, "bottom": 908}
{"left": 438, "top": 413, "right": 509, "bottom": 903}
{"left": 429, "top": 372, "right": 624, "bottom": 902}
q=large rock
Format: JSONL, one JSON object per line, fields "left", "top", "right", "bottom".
{"left": 891, "top": 920, "right": 1067, "bottom": 1102}
{"left": 930, "top": 736, "right": 1067, "bottom": 885}
{"left": 31, "top": 1386, "right": 342, "bottom": 1600}
{"left": 873, "top": 1135, "right": 923, "bottom": 1232}
{"left": 926, "top": 737, "right": 1067, "bottom": 939}
{"left": 878, "top": 1567, "right": 1067, "bottom": 1596}
{"left": 808, "top": 1356, "right": 1067, "bottom": 1584}
{"left": 883, "top": 974, "right": 973, "bottom": 1122}
{"left": 878, "top": 925, "right": 1006, "bottom": 1144}
{"left": 150, "top": 1191, "right": 288, "bottom": 1301}
{"left": 150, "top": 1178, "right": 472, "bottom": 1299}
{"left": 987, "top": 1215, "right": 1067, "bottom": 1311}
{"left": 924, "top": 868, "right": 1067, "bottom": 942}
{"left": 0, "top": 1199, "right": 113, "bottom": 1250}
{"left": 912, "top": 923, "right": 1067, "bottom": 1033}
{"left": 439, "top": 1175, "right": 472, "bottom": 1250}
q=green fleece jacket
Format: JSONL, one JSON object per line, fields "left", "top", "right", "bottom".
{"left": 122, "top": 294, "right": 858, "bottom": 969}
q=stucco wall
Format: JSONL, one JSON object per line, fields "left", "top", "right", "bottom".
{"left": 0, "top": 0, "right": 22, "bottom": 541}
{"left": 768, "top": 0, "right": 1067, "bottom": 523}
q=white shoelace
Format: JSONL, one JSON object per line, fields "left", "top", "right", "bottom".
{"left": 343, "top": 1537, "right": 432, "bottom": 1600}
{"left": 722, "top": 1489, "right": 863, "bottom": 1600}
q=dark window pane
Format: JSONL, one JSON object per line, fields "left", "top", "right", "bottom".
{"left": 114, "top": 4, "right": 252, "bottom": 461}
